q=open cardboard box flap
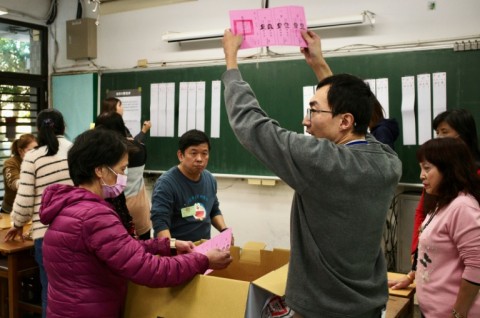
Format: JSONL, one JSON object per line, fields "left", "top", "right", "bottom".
{"left": 251, "top": 263, "right": 288, "bottom": 296}
{"left": 123, "top": 242, "right": 290, "bottom": 318}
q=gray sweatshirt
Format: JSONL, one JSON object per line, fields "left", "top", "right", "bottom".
{"left": 222, "top": 69, "right": 402, "bottom": 317}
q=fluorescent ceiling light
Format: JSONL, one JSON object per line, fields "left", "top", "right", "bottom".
{"left": 162, "top": 29, "right": 225, "bottom": 43}
{"left": 308, "top": 14, "right": 365, "bottom": 29}
{"left": 101, "top": 0, "right": 196, "bottom": 15}
{"left": 0, "top": 7, "right": 8, "bottom": 15}
{"left": 162, "top": 11, "right": 374, "bottom": 43}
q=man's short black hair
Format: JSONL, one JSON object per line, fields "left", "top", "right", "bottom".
{"left": 317, "top": 74, "right": 374, "bottom": 135}
{"left": 178, "top": 129, "right": 211, "bottom": 153}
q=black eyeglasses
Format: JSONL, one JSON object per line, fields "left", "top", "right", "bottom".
{"left": 306, "top": 108, "right": 333, "bottom": 120}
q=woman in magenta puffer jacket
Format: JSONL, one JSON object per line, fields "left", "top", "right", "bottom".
{"left": 40, "top": 129, "right": 232, "bottom": 318}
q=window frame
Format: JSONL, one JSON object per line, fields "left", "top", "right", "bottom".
{"left": 0, "top": 17, "right": 48, "bottom": 207}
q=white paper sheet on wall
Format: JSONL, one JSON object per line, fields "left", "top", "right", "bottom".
{"left": 196, "top": 81, "right": 206, "bottom": 132}
{"left": 417, "top": 74, "right": 432, "bottom": 145}
{"left": 158, "top": 83, "right": 167, "bottom": 137}
{"left": 376, "top": 78, "right": 390, "bottom": 119}
{"left": 187, "top": 82, "right": 197, "bottom": 131}
{"left": 150, "top": 84, "right": 159, "bottom": 137}
{"left": 166, "top": 83, "right": 175, "bottom": 137}
{"left": 211, "top": 81, "right": 222, "bottom": 138}
{"left": 119, "top": 94, "right": 142, "bottom": 137}
{"left": 365, "top": 79, "right": 376, "bottom": 95}
{"left": 365, "top": 78, "right": 390, "bottom": 118}
{"left": 432, "top": 72, "right": 447, "bottom": 120}
{"left": 178, "top": 82, "right": 188, "bottom": 137}
{"left": 401, "top": 76, "right": 416, "bottom": 145}
{"left": 150, "top": 83, "right": 175, "bottom": 137}
{"left": 159, "top": 83, "right": 168, "bottom": 137}
{"left": 302, "top": 85, "right": 315, "bottom": 135}
{"left": 178, "top": 81, "right": 207, "bottom": 136}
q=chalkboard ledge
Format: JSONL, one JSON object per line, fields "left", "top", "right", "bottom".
{"left": 144, "top": 170, "right": 280, "bottom": 180}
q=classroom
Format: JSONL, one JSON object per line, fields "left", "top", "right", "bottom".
{"left": 0, "top": 0, "right": 479, "bottom": 317}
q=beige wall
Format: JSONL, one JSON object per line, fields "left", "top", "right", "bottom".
{"left": 1, "top": 0, "right": 479, "bottom": 70}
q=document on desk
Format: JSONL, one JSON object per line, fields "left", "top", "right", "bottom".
{"left": 229, "top": 6, "right": 307, "bottom": 49}
{"left": 194, "top": 228, "right": 233, "bottom": 275}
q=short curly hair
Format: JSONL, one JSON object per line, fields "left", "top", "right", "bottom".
{"left": 68, "top": 129, "right": 128, "bottom": 186}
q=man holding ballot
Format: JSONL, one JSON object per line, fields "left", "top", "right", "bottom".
{"left": 221, "top": 28, "right": 401, "bottom": 317}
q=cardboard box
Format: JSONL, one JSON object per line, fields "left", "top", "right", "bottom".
{"left": 123, "top": 242, "right": 290, "bottom": 318}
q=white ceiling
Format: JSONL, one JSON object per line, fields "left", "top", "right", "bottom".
{"left": 100, "top": 0, "right": 197, "bottom": 15}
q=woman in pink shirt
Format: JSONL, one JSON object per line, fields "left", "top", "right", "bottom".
{"left": 409, "top": 138, "right": 480, "bottom": 317}
{"left": 410, "top": 109, "right": 480, "bottom": 256}
{"left": 390, "top": 109, "right": 480, "bottom": 294}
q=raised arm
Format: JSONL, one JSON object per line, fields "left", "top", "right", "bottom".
{"left": 300, "top": 30, "right": 333, "bottom": 81}
{"left": 222, "top": 29, "right": 243, "bottom": 70}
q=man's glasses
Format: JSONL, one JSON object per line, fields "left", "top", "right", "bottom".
{"left": 306, "top": 108, "right": 333, "bottom": 120}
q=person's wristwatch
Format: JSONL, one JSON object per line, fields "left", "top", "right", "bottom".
{"left": 170, "top": 238, "right": 177, "bottom": 255}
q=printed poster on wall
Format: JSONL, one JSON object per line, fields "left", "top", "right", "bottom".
{"left": 107, "top": 89, "right": 142, "bottom": 137}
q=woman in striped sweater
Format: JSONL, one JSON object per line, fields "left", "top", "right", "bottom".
{"left": 4, "top": 108, "right": 73, "bottom": 318}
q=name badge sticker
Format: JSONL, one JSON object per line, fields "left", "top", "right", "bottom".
{"left": 181, "top": 206, "right": 196, "bottom": 218}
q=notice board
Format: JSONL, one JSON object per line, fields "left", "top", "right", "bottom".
{"left": 100, "top": 48, "right": 480, "bottom": 183}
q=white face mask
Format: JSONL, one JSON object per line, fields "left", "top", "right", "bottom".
{"left": 101, "top": 166, "right": 127, "bottom": 199}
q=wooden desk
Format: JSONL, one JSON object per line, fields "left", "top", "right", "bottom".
{"left": 386, "top": 296, "right": 411, "bottom": 318}
{"left": 0, "top": 215, "right": 39, "bottom": 318}
{"left": 388, "top": 272, "right": 416, "bottom": 318}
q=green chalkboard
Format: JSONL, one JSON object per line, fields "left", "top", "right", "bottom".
{"left": 100, "top": 48, "right": 480, "bottom": 183}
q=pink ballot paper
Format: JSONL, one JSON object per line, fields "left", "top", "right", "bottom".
{"left": 229, "top": 6, "right": 307, "bottom": 49}
{"left": 194, "top": 228, "right": 233, "bottom": 275}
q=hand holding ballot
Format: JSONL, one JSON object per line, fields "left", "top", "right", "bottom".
{"left": 229, "top": 5, "right": 307, "bottom": 49}
{"left": 300, "top": 30, "right": 333, "bottom": 81}
{"left": 223, "top": 29, "right": 243, "bottom": 69}
{"left": 174, "top": 239, "right": 196, "bottom": 254}
{"left": 195, "top": 228, "right": 234, "bottom": 273}
{"left": 174, "top": 237, "right": 232, "bottom": 270}
{"left": 205, "top": 249, "right": 232, "bottom": 270}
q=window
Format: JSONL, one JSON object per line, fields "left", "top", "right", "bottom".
{"left": 0, "top": 18, "right": 48, "bottom": 209}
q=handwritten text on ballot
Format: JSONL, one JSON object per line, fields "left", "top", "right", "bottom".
{"left": 229, "top": 6, "right": 307, "bottom": 49}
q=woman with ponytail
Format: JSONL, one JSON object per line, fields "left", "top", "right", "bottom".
{"left": 1, "top": 134, "right": 37, "bottom": 214}
{"left": 4, "top": 108, "right": 73, "bottom": 318}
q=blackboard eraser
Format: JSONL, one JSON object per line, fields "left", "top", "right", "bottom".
{"left": 137, "top": 59, "right": 148, "bottom": 68}
{"left": 261, "top": 179, "right": 276, "bottom": 186}
{"left": 247, "top": 179, "right": 262, "bottom": 185}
